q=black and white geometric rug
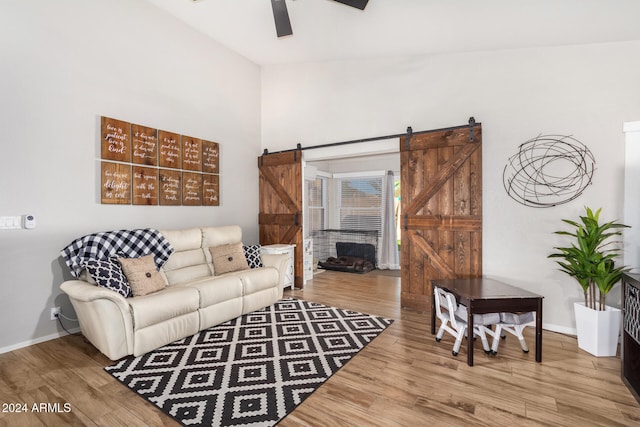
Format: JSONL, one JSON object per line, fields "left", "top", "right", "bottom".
{"left": 105, "top": 298, "right": 393, "bottom": 426}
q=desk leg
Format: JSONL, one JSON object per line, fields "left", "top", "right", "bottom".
{"left": 431, "top": 292, "right": 436, "bottom": 334}
{"left": 536, "top": 298, "right": 543, "bottom": 362}
{"left": 467, "top": 306, "right": 474, "bottom": 366}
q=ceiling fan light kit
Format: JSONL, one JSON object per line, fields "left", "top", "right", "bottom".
{"left": 271, "top": 0, "right": 369, "bottom": 38}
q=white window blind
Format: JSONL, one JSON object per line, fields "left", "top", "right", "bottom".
{"left": 337, "top": 175, "right": 384, "bottom": 235}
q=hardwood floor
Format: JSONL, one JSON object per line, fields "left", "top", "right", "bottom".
{"left": 1, "top": 270, "right": 639, "bottom": 426}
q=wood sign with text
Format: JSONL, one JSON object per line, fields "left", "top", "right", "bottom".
{"left": 202, "top": 140, "right": 219, "bottom": 174}
{"left": 100, "top": 116, "right": 220, "bottom": 206}
{"left": 131, "top": 124, "right": 158, "bottom": 166}
{"left": 203, "top": 174, "right": 220, "bottom": 206}
{"left": 182, "top": 172, "right": 203, "bottom": 206}
{"left": 158, "top": 130, "right": 181, "bottom": 169}
{"left": 132, "top": 166, "right": 159, "bottom": 205}
{"left": 101, "top": 117, "right": 130, "bottom": 162}
{"left": 101, "top": 162, "right": 131, "bottom": 204}
{"left": 182, "top": 136, "right": 202, "bottom": 171}
{"left": 159, "top": 169, "right": 181, "bottom": 205}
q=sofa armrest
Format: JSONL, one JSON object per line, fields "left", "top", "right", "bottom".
{"left": 60, "top": 280, "right": 134, "bottom": 360}
{"left": 61, "top": 280, "right": 128, "bottom": 307}
{"left": 261, "top": 253, "right": 290, "bottom": 289}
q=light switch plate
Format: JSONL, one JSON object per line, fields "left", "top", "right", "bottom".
{"left": 0, "top": 216, "right": 22, "bottom": 229}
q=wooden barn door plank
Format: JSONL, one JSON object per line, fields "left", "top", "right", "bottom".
{"left": 400, "top": 121, "right": 482, "bottom": 311}
{"left": 258, "top": 150, "right": 304, "bottom": 287}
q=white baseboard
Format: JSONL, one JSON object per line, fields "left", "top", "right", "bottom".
{"left": 543, "top": 323, "right": 576, "bottom": 336}
{"left": 0, "top": 327, "right": 81, "bottom": 355}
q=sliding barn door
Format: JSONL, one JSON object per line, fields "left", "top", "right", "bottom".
{"left": 258, "top": 150, "right": 304, "bottom": 287}
{"left": 400, "top": 120, "right": 482, "bottom": 311}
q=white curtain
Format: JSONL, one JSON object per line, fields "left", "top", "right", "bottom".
{"left": 378, "top": 171, "right": 400, "bottom": 269}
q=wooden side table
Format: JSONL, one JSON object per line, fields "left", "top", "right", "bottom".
{"left": 261, "top": 244, "right": 296, "bottom": 290}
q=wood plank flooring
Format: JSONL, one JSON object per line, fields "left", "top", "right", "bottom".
{"left": 1, "top": 270, "right": 639, "bottom": 426}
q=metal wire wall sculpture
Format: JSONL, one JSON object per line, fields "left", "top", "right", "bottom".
{"left": 503, "top": 134, "right": 595, "bottom": 208}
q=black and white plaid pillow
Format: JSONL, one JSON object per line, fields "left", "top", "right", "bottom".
{"left": 84, "top": 258, "right": 132, "bottom": 298}
{"left": 243, "top": 245, "right": 263, "bottom": 268}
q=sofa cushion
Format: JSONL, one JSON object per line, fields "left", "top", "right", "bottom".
{"left": 210, "top": 243, "right": 249, "bottom": 275}
{"left": 232, "top": 267, "right": 279, "bottom": 295}
{"left": 128, "top": 287, "right": 200, "bottom": 330}
{"left": 202, "top": 225, "right": 242, "bottom": 248}
{"left": 84, "top": 258, "right": 132, "bottom": 298}
{"left": 118, "top": 255, "right": 166, "bottom": 297}
{"left": 159, "top": 227, "right": 203, "bottom": 252}
{"left": 184, "top": 274, "right": 244, "bottom": 307}
{"left": 162, "top": 248, "right": 212, "bottom": 285}
{"left": 159, "top": 227, "right": 214, "bottom": 285}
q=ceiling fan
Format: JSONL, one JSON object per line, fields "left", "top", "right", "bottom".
{"left": 271, "top": 0, "right": 369, "bottom": 37}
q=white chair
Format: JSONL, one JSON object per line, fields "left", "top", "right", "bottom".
{"left": 434, "top": 287, "right": 500, "bottom": 356}
{"left": 490, "top": 311, "right": 536, "bottom": 354}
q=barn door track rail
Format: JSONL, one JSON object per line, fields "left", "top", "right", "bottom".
{"left": 261, "top": 117, "right": 479, "bottom": 158}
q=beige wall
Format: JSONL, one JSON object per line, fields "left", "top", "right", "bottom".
{"left": 0, "top": 0, "right": 262, "bottom": 351}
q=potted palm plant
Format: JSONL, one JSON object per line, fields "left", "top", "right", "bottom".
{"left": 549, "top": 206, "right": 630, "bottom": 356}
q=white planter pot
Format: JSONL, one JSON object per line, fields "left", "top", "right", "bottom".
{"left": 574, "top": 302, "right": 622, "bottom": 357}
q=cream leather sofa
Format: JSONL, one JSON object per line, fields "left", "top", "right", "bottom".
{"left": 60, "top": 226, "right": 288, "bottom": 360}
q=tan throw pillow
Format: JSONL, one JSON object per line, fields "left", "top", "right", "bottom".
{"left": 118, "top": 254, "right": 166, "bottom": 297}
{"left": 209, "top": 243, "right": 249, "bottom": 275}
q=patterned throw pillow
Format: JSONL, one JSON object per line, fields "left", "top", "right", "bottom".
{"left": 84, "top": 258, "right": 132, "bottom": 298}
{"left": 118, "top": 254, "right": 166, "bottom": 297}
{"left": 243, "top": 244, "right": 263, "bottom": 268}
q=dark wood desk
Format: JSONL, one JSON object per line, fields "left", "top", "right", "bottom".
{"left": 431, "top": 277, "right": 544, "bottom": 366}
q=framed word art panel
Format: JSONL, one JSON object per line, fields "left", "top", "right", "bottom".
{"left": 100, "top": 116, "right": 220, "bottom": 206}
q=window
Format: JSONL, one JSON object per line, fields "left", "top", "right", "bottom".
{"left": 338, "top": 175, "right": 383, "bottom": 234}
{"left": 305, "top": 177, "right": 325, "bottom": 234}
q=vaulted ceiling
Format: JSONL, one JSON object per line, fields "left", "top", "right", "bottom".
{"left": 144, "top": 0, "right": 640, "bottom": 65}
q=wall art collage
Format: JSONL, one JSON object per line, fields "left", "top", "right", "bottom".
{"left": 100, "top": 116, "right": 220, "bottom": 206}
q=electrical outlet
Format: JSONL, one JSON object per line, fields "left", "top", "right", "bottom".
{"left": 51, "top": 307, "right": 61, "bottom": 321}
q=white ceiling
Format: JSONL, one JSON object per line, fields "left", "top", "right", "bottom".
{"left": 144, "top": 0, "right": 640, "bottom": 65}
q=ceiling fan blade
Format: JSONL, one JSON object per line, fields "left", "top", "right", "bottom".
{"left": 271, "top": 0, "right": 293, "bottom": 37}
{"left": 333, "top": 0, "right": 369, "bottom": 10}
